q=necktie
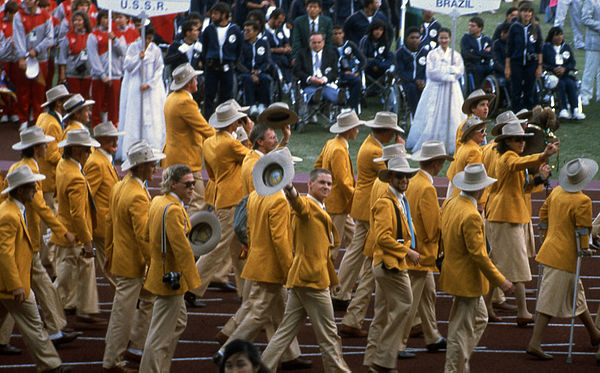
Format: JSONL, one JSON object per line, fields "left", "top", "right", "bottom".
{"left": 403, "top": 195, "right": 415, "bottom": 249}
{"left": 23, "top": 207, "right": 27, "bottom": 227}
{"left": 311, "top": 20, "right": 316, "bottom": 33}
{"left": 314, "top": 52, "right": 321, "bottom": 71}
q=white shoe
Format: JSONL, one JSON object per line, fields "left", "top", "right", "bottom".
{"left": 257, "top": 103, "right": 266, "bottom": 114}
{"left": 581, "top": 98, "right": 590, "bottom": 106}
{"left": 10, "top": 115, "right": 19, "bottom": 122}
{"left": 250, "top": 105, "right": 258, "bottom": 116}
{"left": 311, "top": 114, "right": 318, "bottom": 123}
{"left": 558, "top": 109, "right": 571, "bottom": 119}
{"left": 573, "top": 108, "right": 586, "bottom": 120}
{"left": 1, "top": 115, "right": 8, "bottom": 122}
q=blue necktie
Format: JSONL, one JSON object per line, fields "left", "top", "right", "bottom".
{"left": 403, "top": 195, "right": 415, "bottom": 249}
{"left": 23, "top": 207, "right": 27, "bottom": 227}
{"left": 523, "top": 168, "right": 530, "bottom": 191}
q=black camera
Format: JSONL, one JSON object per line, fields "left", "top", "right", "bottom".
{"left": 162, "top": 272, "right": 181, "bottom": 290}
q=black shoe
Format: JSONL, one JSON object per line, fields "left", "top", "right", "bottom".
{"left": 310, "top": 88, "right": 322, "bottom": 104}
{"left": 397, "top": 351, "right": 416, "bottom": 359}
{"left": 44, "top": 366, "right": 73, "bottom": 373}
{"left": 280, "top": 357, "right": 312, "bottom": 370}
{"left": 184, "top": 291, "right": 206, "bottom": 308}
{"left": 208, "top": 282, "right": 237, "bottom": 293}
{"left": 426, "top": 337, "right": 447, "bottom": 352}
{"left": 337, "top": 88, "right": 346, "bottom": 105}
{"left": 212, "top": 350, "right": 224, "bottom": 366}
{"left": 0, "top": 344, "right": 21, "bottom": 355}
{"left": 52, "top": 330, "right": 83, "bottom": 346}
{"left": 331, "top": 298, "right": 350, "bottom": 312}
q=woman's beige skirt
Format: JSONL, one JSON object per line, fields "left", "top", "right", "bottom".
{"left": 536, "top": 265, "right": 587, "bottom": 318}
{"left": 524, "top": 221, "right": 536, "bottom": 258}
{"left": 485, "top": 221, "right": 532, "bottom": 282}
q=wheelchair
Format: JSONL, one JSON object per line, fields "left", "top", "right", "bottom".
{"left": 536, "top": 70, "right": 584, "bottom": 116}
{"left": 290, "top": 79, "right": 343, "bottom": 133}
{"left": 233, "top": 65, "right": 282, "bottom": 115}
{"left": 382, "top": 75, "right": 413, "bottom": 134}
{"left": 362, "top": 66, "right": 396, "bottom": 108}
{"left": 481, "top": 74, "right": 512, "bottom": 116}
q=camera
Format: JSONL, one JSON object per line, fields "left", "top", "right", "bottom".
{"left": 162, "top": 272, "right": 181, "bottom": 290}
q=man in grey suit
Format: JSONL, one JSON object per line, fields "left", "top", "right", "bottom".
{"left": 291, "top": 0, "right": 333, "bottom": 59}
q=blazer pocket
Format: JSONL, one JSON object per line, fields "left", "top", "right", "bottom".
{"left": 298, "top": 257, "right": 321, "bottom": 284}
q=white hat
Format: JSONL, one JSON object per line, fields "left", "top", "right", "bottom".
{"left": 25, "top": 57, "right": 39, "bottom": 79}
{"left": 252, "top": 147, "right": 296, "bottom": 196}
{"left": 460, "top": 117, "right": 490, "bottom": 142}
{"left": 121, "top": 141, "right": 166, "bottom": 171}
{"left": 329, "top": 110, "right": 365, "bottom": 134}
{"left": 461, "top": 89, "right": 495, "bottom": 115}
{"left": 41, "top": 85, "right": 70, "bottom": 108}
{"left": 492, "top": 110, "right": 527, "bottom": 136}
{"left": 452, "top": 163, "right": 497, "bottom": 192}
{"left": 411, "top": 141, "right": 454, "bottom": 162}
{"left": 57, "top": 128, "right": 101, "bottom": 148}
{"left": 209, "top": 102, "right": 248, "bottom": 129}
{"left": 1, "top": 165, "right": 45, "bottom": 194}
{"left": 365, "top": 111, "right": 404, "bottom": 133}
{"left": 12, "top": 126, "right": 55, "bottom": 150}
{"left": 559, "top": 158, "right": 598, "bottom": 193}
{"left": 93, "top": 121, "right": 125, "bottom": 138}
{"left": 188, "top": 211, "right": 221, "bottom": 258}
{"left": 373, "top": 143, "right": 409, "bottom": 163}
{"left": 495, "top": 121, "right": 534, "bottom": 141}
{"left": 257, "top": 102, "right": 298, "bottom": 129}
{"left": 223, "top": 98, "right": 250, "bottom": 113}
{"left": 377, "top": 155, "right": 419, "bottom": 182}
{"left": 170, "top": 63, "right": 202, "bottom": 91}
{"left": 63, "top": 94, "right": 95, "bottom": 120}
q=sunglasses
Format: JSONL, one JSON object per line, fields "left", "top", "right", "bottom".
{"left": 509, "top": 137, "right": 526, "bottom": 143}
{"left": 180, "top": 180, "right": 196, "bottom": 188}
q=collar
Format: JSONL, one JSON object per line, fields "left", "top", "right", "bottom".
{"left": 134, "top": 176, "right": 145, "bottom": 188}
{"left": 98, "top": 148, "right": 113, "bottom": 164}
{"left": 69, "top": 157, "right": 82, "bottom": 170}
{"left": 460, "top": 191, "right": 478, "bottom": 207}
{"left": 169, "top": 192, "right": 184, "bottom": 206}
{"left": 337, "top": 135, "right": 349, "bottom": 149}
{"left": 255, "top": 149, "right": 264, "bottom": 157}
{"left": 388, "top": 185, "right": 404, "bottom": 202}
{"left": 11, "top": 197, "right": 26, "bottom": 219}
{"left": 419, "top": 169, "right": 433, "bottom": 183}
{"left": 307, "top": 193, "right": 326, "bottom": 210}
{"left": 371, "top": 134, "right": 383, "bottom": 147}
{"left": 184, "top": 90, "right": 194, "bottom": 100}
{"left": 49, "top": 109, "right": 63, "bottom": 123}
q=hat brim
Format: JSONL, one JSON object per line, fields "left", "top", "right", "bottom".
{"left": 329, "top": 120, "right": 364, "bottom": 134}
{"left": 495, "top": 132, "right": 534, "bottom": 141}
{"left": 461, "top": 93, "right": 495, "bottom": 115}
{"left": 121, "top": 152, "right": 166, "bottom": 171}
{"left": 57, "top": 138, "right": 101, "bottom": 148}
{"left": 170, "top": 70, "right": 203, "bottom": 91}
{"left": 516, "top": 111, "right": 533, "bottom": 120}
{"left": 410, "top": 153, "right": 453, "bottom": 162}
{"left": 12, "top": 135, "right": 55, "bottom": 150}
{"left": 1, "top": 173, "right": 45, "bottom": 194}
{"left": 559, "top": 159, "right": 599, "bottom": 193}
{"left": 491, "top": 119, "right": 527, "bottom": 136}
{"left": 94, "top": 131, "right": 127, "bottom": 138}
{"left": 208, "top": 111, "right": 248, "bottom": 129}
{"left": 365, "top": 121, "right": 405, "bottom": 134}
{"left": 452, "top": 172, "right": 497, "bottom": 192}
{"left": 373, "top": 153, "right": 412, "bottom": 163}
{"left": 377, "top": 168, "right": 418, "bottom": 183}
{"left": 460, "top": 121, "right": 489, "bottom": 143}
{"left": 188, "top": 211, "right": 221, "bottom": 258}
{"left": 258, "top": 108, "right": 299, "bottom": 129}
{"left": 63, "top": 100, "right": 95, "bottom": 120}
{"left": 41, "top": 93, "right": 71, "bottom": 108}
{"left": 252, "top": 151, "right": 295, "bottom": 196}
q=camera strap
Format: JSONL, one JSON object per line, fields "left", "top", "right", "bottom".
{"left": 161, "top": 203, "right": 175, "bottom": 277}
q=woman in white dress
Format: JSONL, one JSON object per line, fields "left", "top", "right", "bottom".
{"left": 117, "top": 24, "right": 166, "bottom": 160}
{"left": 406, "top": 28, "right": 466, "bottom": 154}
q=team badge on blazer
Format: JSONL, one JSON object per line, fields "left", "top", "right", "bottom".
{"left": 252, "top": 147, "right": 298, "bottom": 196}
{"left": 189, "top": 211, "right": 221, "bottom": 258}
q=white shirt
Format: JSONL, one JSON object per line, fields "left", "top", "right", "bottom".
{"left": 460, "top": 191, "right": 478, "bottom": 207}
{"left": 309, "top": 16, "right": 319, "bottom": 33}
{"left": 12, "top": 198, "right": 26, "bottom": 225}
{"left": 216, "top": 25, "right": 228, "bottom": 47}
{"left": 388, "top": 186, "right": 407, "bottom": 217}
{"left": 307, "top": 193, "right": 325, "bottom": 210}
{"left": 169, "top": 191, "right": 184, "bottom": 207}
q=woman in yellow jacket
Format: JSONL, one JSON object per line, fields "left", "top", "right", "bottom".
{"left": 484, "top": 122, "right": 558, "bottom": 326}
{"left": 527, "top": 158, "right": 600, "bottom": 360}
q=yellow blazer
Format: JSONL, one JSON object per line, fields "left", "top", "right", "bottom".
{"left": 241, "top": 150, "right": 261, "bottom": 196}
{"left": 163, "top": 90, "right": 216, "bottom": 172}
{"left": 83, "top": 150, "right": 119, "bottom": 240}
{"left": 0, "top": 159, "right": 67, "bottom": 252}
{"left": 204, "top": 178, "right": 216, "bottom": 208}
{"left": 144, "top": 194, "right": 202, "bottom": 296}
{"left": 446, "top": 140, "right": 482, "bottom": 192}
{"left": 203, "top": 131, "right": 250, "bottom": 209}
{"left": 350, "top": 134, "right": 384, "bottom": 221}
{"left": 314, "top": 136, "right": 355, "bottom": 214}
{"left": 50, "top": 158, "right": 94, "bottom": 246}
{"left": 485, "top": 151, "right": 544, "bottom": 223}
{"left": 362, "top": 177, "right": 388, "bottom": 257}
{"left": 105, "top": 175, "right": 151, "bottom": 279}
{"left": 536, "top": 187, "right": 592, "bottom": 273}
{"left": 61, "top": 120, "right": 86, "bottom": 140}
{"left": 454, "top": 116, "right": 470, "bottom": 153}
{"left": 0, "top": 199, "right": 35, "bottom": 299}
{"left": 36, "top": 112, "right": 63, "bottom": 193}
{"left": 439, "top": 195, "right": 505, "bottom": 297}
{"left": 405, "top": 170, "right": 440, "bottom": 271}
{"left": 370, "top": 189, "right": 413, "bottom": 272}
{"left": 480, "top": 143, "right": 498, "bottom": 210}
{"left": 286, "top": 195, "right": 339, "bottom": 290}
{"left": 242, "top": 191, "right": 293, "bottom": 284}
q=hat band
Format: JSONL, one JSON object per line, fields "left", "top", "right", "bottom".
{"left": 66, "top": 100, "right": 86, "bottom": 113}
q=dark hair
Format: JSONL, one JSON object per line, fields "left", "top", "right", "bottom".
{"left": 367, "top": 18, "right": 388, "bottom": 45}
{"left": 499, "top": 22, "right": 510, "bottom": 34}
{"left": 4, "top": 1, "right": 18, "bottom": 14}
{"left": 469, "top": 16, "right": 484, "bottom": 29}
{"left": 97, "top": 9, "right": 109, "bottom": 26}
{"left": 21, "top": 147, "right": 35, "bottom": 159}
{"left": 249, "top": 124, "right": 271, "bottom": 149}
{"left": 144, "top": 24, "right": 155, "bottom": 37}
{"left": 182, "top": 20, "right": 197, "bottom": 35}
{"left": 38, "top": 0, "right": 50, "bottom": 7}
{"left": 438, "top": 27, "right": 451, "bottom": 37}
{"left": 62, "top": 146, "right": 72, "bottom": 158}
{"left": 495, "top": 138, "right": 511, "bottom": 155}
{"left": 305, "top": 0, "right": 322, "bottom": 7}
{"left": 363, "top": 0, "right": 376, "bottom": 8}
{"left": 420, "top": 158, "right": 444, "bottom": 168}
{"left": 269, "top": 8, "right": 284, "bottom": 21}
{"left": 211, "top": 2, "right": 231, "bottom": 17}
{"left": 310, "top": 32, "right": 324, "bottom": 40}
{"left": 506, "top": 6, "right": 518, "bottom": 17}
{"left": 9, "top": 182, "right": 35, "bottom": 199}
{"left": 310, "top": 168, "right": 332, "bottom": 182}
{"left": 246, "top": 9, "right": 266, "bottom": 31}
{"left": 518, "top": 1, "right": 534, "bottom": 12}
{"left": 244, "top": 20, "right": 260, "bottom": 33}
{"left": 71, "top": 10, "right": 92, "bottom": 33}
{"left": 219, "top": 340, "right": 269, "bottom": 373}
{"left": 371, "top": 127, "right": 393, "bottom": 135}
{"left": 72, "top": 0, "right": 90, "bottom": 11}
{"left": 333, "top": 24, "right": 343, "bottom": 31}
{"left": 545, "top": 26, "right": 563, "bottom": 43}
{"left": 405, "top": 26, "right": 420, "bottom": 39}
{"left": 187, "top": 11, "right": 202, "bottom": 23}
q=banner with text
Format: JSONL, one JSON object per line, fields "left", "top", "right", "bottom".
{"left": 409, "top": 0, "right": 501, "bottom": 16}
{"left": 97, "top": 0, "right": 189, "bottom": 17}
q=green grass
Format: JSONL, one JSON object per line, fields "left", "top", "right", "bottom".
{"left": 287, "top": 1, "right": 600, "bottom": 178}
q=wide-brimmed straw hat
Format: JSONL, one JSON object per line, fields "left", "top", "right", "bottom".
{"left": 491, "top": 110, "right": 527, "bottom": 136}
{"left": 460, "top": 117, "right": 490, "bottom": 142}
{"left": 121, "top": 141, "right": 166, "bottom": 171}
{"left": 223, "top": 98, "right": 250, "bottom": 113}
{"left": 209, "top": 102, "right": 248, "bottom": 129}
{"left": 365, "top": 111, "right": 404, "bottom": 133}
{"left": 257, "top": 102, "right": 298, "bottom": 129}
{"left": 515, "top": 108, "right": 534, "bottom": 120}
{"left": 188, "top": 211, "right": 221, "bottom": 258}
{"left": 12, "top": 126, "right": 54, "bottom": 150}
{"left": 41, "top": 85, "right": 70, "bottom": 108}
{"left": 411, "top": 140, "right": 454, "bottom": 162}
{"left": 252, "top": 147, "right": 297, "bottom": 196}
{"left": 57, "top": 128, "right": 100, "bottom": 148}
{"left": 559, "top": 158, "right": 598, "bottom": 193}
{"left": 1, "top": 165, "right": 45, "bottom": 194}
{"left": 452, "top": 163, "right": 496, "bottom": 192}
{"left": 377, "top": 155, "right": 419, "bottom": 182}
{"left": 329, "top": 110, "right": 365, "bottom": 134}
{"left": 63, "top": 94, "right": 95, "bottom": 120}
{"left": 373, "top": 143, "right": 409, "bottom": 163}
{"left": 170, "top": 63, "right": 202, "bottom": 91}
{"left": 495, "top": 121, "right": 534, "bottom": 141}
{"left": 462, "top": 89, "right": 495, "bottom": 115}
{"left": 93, "top": 121, "right": 125, "bottom": 138}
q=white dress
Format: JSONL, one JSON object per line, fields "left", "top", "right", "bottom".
{"left": 406, "top": 46, "right": 467, "bottom": 154}
{"left": 117, "top": 39, "right": 166, "bottom": 161}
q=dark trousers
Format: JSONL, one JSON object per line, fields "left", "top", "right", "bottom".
{"left": 557, "top": 76, "right": 578, "bottom": 111}
{"left": 466, "top": 65, "right": 493, "bottom": 93}
{"left": 204, "top": 66, "right": 234, "bottom": 118}
{"left": 340, "top": 73, "right": 361, "bottom": 109}
{"left": 510, "top": 60, "right": 538, "bottom": 111}
{"left": 239, "top": 73, "right": 272, "bottom": 106}
{"left": 271, "top": 54, "right": 292, "bottom": 83}
{"left": 402, "top": 81, "right": 421, "bottom": 115}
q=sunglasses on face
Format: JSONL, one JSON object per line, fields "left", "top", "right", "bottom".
{"left": 510, "top": 137, "right": 526, "bottom": 143}
{"left": 180, "top": 180, "right": 196, "bottom": 188}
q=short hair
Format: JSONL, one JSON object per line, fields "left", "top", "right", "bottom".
{"left": 405, "top": 26, "right": 420, "bottom": 38}
{"left": 247, "top": 9, "right": 266, "bottom": 30}
{"left": 499, "top": 22, "right": 510, "bottom": 34}
{"left": 4, "top": 1, "right": 18, "bottom": 14}
{"left": 310, "top": 32, "right": 324, "bottom": 41}
{"left": 469, "top": 16, "right": 484, "bottom": 29}
{"left": 71, "top": 10, "right": 92, "bottom": 33}
{"left": 269, "top": 8, "right": 284, "bottom": 21}
{"left": 419, "top": 158, "right": 444, "bottom": 168}
{"left": 249, "top": 124, "right": 271, "bottom": 149}
{"left": 333, "top": 24, "right": 343, "bottom": 31}
{"left": 219, "top": 340, "right": 269, "bottom": 373}
{"left": 161, "top": 164, "right": 192, "bottom": 194}
{"left": 72, "top": 0, "right": 90, "bottom": 11}
{"left": 506, "top": 6, "right": 518, "bottom": 16}
{"left": 187, "top": 11, "right": 202, "bottom": 23}
{"left": 309, "top": 168, "right": 331, "bottom": 182}
{"left": 243, "top": 20, "right": 260, "bottom": 32}
{"left": 21, "top": 147, "right": 35, "bottom": 159}
{"left": 545, "top": 26, "right": 563, "bottom": 43}
{"left": 144, "top": 24, "right": 155, "bottom": 37}
{"left": 181, "top": 20, "right": 197, "bottom": 35}
{"left": 305, "top": 0, "right": 322, "bottom": 8}
{"left": 38, "top": 0, "right": 50, "bottom": 7}
{"left": 363, "top": 0, "right": 376, "bottom": 8}
{"left": 211, "top": 2, "right": 231, "bottom": 17}
{"left": 439, "top": 27, "right": 452, "bottom": 37}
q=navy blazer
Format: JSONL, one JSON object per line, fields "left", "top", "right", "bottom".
{"left": 492, "top": 38, "right": 507, "bottom": 75}
{"left": 165, "top": 39, "right": 203, "bottom": 70}
{"left": 202, "top": 22, "right": 243, "bottom": 64}
{"left": 293, "top": 47, "right": 338, "bottom": 88}
{"left": 359, "top": 36, "right": 393, "bottom": 70}
{"left": 460, "top": 33, "right": 493, "bottom": 68}
{"left": 419, "top": 18, "right": 442, "bottom": 51}
{"left": 506, "top": 21, "right": 542, "bottom": 64}
{"left": 542, "top": 42, "right": 576, "bottom": 74}
{"left": 265, "top": 25, "right": 290, "bottom": 49}
{"left": 395, "top": 45, "right": 428, "bottom": 82}
{"left": 343, "top": 10, "right": 391, "bottom": 46}
{"left": 239, "top": 37, "right": 272, "bottom": 74}
{"left": 335, "top": 40, "right": 366, "bottom": 73}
